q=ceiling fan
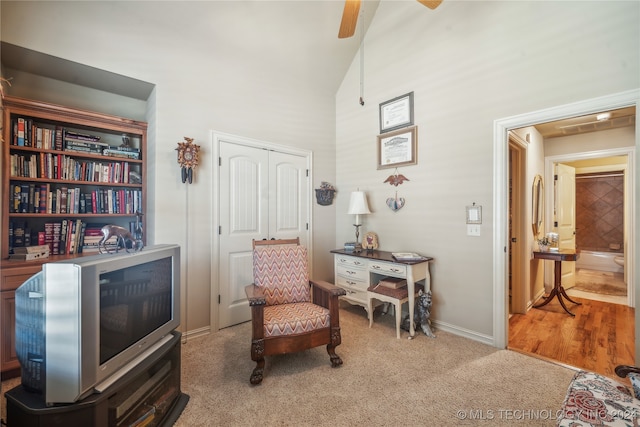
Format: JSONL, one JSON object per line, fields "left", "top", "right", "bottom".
{"left": 339, "top": 0, "right": 443, "bottom": 39}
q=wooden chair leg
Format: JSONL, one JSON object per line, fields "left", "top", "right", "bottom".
{"left": 250, "top": 339, "right": 265, "bottom": 385}
{"left": 250, "top": 359, "right": 265, "bottom": 385}
{"left": 326, "top": 344, "right": 343, "bottom": 367}
{"left": 327, "top": 327, "right": 343, "bottom": 367}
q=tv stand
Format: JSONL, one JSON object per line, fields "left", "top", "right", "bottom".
{"left": 5, "top": 331, "right": 188, "bottom": 427}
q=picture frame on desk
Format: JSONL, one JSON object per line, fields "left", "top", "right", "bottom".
{"left": 363, "top": 232, "right": 378, "bottom": 252}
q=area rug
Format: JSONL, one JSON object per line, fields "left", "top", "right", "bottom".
{"left": 573, "top": 270, "right": 626, "bottom": 296}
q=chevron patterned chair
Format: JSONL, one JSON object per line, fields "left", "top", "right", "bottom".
{"left": 244, "top": 238, "right": 346, "bottom": 385}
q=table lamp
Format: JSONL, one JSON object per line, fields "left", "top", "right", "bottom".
{"left": 346, "top": 190, "right": 371, "bottom": 252}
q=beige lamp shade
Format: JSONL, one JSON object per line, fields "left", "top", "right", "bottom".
{"left": 347, "top": 191, "right": 371, "bottom": 226}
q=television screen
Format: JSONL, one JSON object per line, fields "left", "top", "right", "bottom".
{"left": 99, "top": 257, "right": 173, "bottom": 364}
{"left": 14, "top": 244, "right": 180, "bottom": 404}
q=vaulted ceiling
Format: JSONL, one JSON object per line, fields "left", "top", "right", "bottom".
{"left": 1, "top": 1, "right": 381, "bottom": 98}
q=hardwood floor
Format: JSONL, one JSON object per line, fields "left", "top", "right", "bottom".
{"left": 509, "top": 296, "right": 635, "bottom": 380}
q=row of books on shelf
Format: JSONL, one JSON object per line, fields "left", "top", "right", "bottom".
{"left": 64, "top": 140, "right": 140, "bottom": 159}
{"left": 11, "top": 117, "right": 140, "bottom": 157}
{"left": 9, "top": 184, "right": 142, "bottom": 215}
{"left": 9, "top": 152, "right": 137, "bottom": 183}
{"left": 9, "top": 220, "right": 138, "bottom": 256}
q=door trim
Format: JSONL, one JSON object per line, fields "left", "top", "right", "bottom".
{"left": 508, "top": 134, "right": 527, "bottom": 314}
{"left": 545, "top": 147, "right": 635, "bottom": 307}
{"left": 493, "top": 88, "right": 639, "bottom": 351}
{"left": 210, "top": 130, "right": 313, "bottom": 332}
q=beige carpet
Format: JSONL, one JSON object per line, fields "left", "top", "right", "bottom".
{"left": 2, "top": 304, "right": 577, "bottom": 426}
{"left": 175, "top": 304, "right": 576, "bottom": 426}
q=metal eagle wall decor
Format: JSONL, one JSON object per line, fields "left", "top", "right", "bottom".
{"left": 176, "top": 137, "right": 201, "bottom": 184}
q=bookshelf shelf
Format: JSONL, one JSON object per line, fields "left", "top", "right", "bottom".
{"left": 1, "top": 95, "right": 147, "bottom": 377}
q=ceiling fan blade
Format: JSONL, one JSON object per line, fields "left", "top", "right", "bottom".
{"left": 338, "top": 0, "right": 361, "bottom": 39}
{"left": 417, "top": 0, "right": 443, "bottom": 9}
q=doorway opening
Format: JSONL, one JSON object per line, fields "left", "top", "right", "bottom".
{"left": 493, "top": 89, "right": 639, "bottom": 360}
{"left": 500, "top": 97, "right": 636, "bottom": 375}
{"left": 546, "top": 151, "right": 632, "bottom": 308}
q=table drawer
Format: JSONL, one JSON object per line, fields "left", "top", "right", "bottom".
{"left": 336, "top": 264, "right": 368, "bottom": 282}
{"left": 335, "top": 255, "right": 367, "bottom": 269}
{"left": 335, "top": 273, "right": 368, "bottom": 291}
{"left": 369, "top": 261, "right": 407, "bottom": 278}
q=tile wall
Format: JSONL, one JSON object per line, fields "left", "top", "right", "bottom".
{"left": 576, "top": 173, "right": 624, "bottom": 252}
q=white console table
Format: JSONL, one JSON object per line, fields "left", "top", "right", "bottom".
{"left": 331, "top": 249, "right": 432, "bottom": 337}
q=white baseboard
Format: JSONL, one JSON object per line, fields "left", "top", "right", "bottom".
{"left": 432, "top": 320, "right": 494, "bottom": 346}
{"left": 181, "top": 326, "right": 211, "bottom": 340}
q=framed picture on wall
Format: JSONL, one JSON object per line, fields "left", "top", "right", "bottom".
{"left": 379, "top": 92, "right": 414, "bottom": 133}
{"left": 377, "top": 126, "right": 417, "bottom": 169}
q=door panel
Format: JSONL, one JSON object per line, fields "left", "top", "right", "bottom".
{"left": 269, "top": 151, "right": 308, "bottom": 247}
{"left": 555, "top": 163, "right": 576, "bottom": 288}
{"left": 219, "top": 142, "right": 269, "bottom": 328}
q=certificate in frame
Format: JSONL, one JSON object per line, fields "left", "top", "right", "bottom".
{"left": 377, "top": 126, "right": 417, "bottom": 169}
{"left": 379, "top": 92, "right": 414, "bottom": 133}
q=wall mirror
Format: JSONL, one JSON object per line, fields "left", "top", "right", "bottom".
{"left": 531, "top": 174, "right": 544, "bottom": 237}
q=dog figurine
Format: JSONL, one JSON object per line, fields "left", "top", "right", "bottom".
{"left": 401, "top": 289, "right": 436, "bottom": 338}
{"left": 99, "top": 225, "right": 142, "bottom": 253}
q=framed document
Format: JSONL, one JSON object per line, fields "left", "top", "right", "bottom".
{"left": 377, "top": 126, "right": 417, "bottom": 169}
{"left": 379, "top": 92, "right": 414, "bottom": 133}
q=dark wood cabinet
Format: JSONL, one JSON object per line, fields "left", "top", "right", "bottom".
{"left": 6, "top": 331, "right": 188, "bottom": 427}
{"left": 1, "top": 263, "right": 40, "bottom": 377}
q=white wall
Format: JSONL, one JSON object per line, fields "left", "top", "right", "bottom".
{"left": 335, "top": 0, "right": 639, "bottom": 341}
{"left": 0, "top": 1, "right": 338, "bottom": 335}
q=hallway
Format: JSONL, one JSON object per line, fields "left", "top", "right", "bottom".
{"left": 508, "top": 296, "right": 634, "bottom": 379}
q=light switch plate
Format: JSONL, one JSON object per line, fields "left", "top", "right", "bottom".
{"left": 467, "top": 224, "right": 481, "bottom": 236}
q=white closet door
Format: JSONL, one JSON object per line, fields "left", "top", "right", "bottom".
{"left": 268, "top": 150, "right": 308, "bottom": 248}
{"left": 218, "top": 141, "right": 309, "bottom": 328}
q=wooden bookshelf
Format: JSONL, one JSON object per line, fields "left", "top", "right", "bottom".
{"left": 1, "top": 95, "right": 147, "bottom": 376}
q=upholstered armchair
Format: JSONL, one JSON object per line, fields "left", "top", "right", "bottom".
{"left": 244, "top": 238, "right": 346, "bottom": 385}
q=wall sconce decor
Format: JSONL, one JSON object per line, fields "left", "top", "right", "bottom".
{"left": 383, "top": 169, "right": 410, "bottom": 186}
{"left": 315, "top": 182, "right": 336, "bottom": 206}
{"left": 176, "top": 137, "right": 201, "bottom": 184}
{"left": 346, "top": 190, "right": 371, "bottom": 251}
{"left": 384, "top": 169, "right": 408, "bottom": 211}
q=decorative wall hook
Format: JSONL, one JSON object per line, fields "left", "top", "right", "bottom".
{"left": 176, "top": 137, "right": 201, "bottom": 184}
{"left": 383, "top": 168, "right": 409, "bottom": 187}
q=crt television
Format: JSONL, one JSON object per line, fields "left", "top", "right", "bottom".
{"left": 14, "top": 243, "right": 181, "bottom": 405}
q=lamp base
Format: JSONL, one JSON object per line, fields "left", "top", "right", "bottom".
{"left": 344, "top": 242, "right": 362, "bottom": 252}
